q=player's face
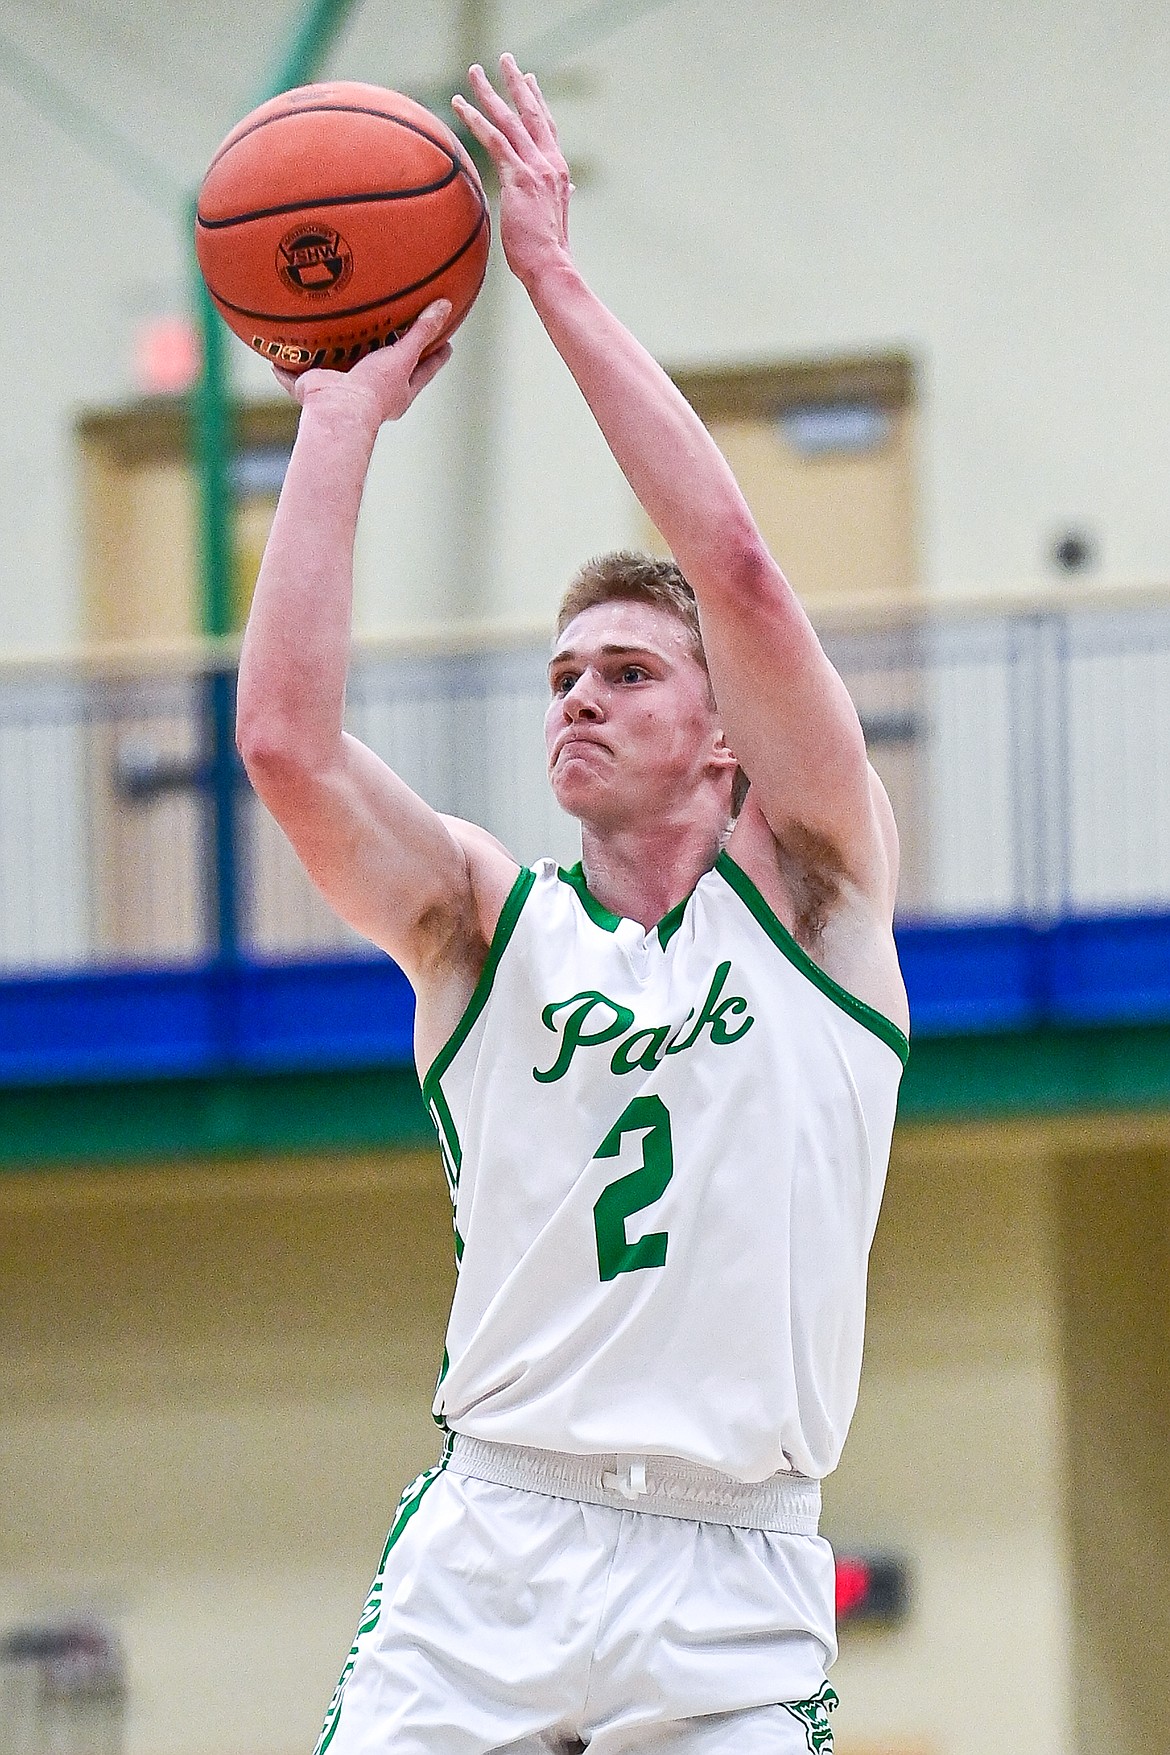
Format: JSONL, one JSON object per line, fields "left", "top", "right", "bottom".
{"left": 545, "top": 601, "right": 729, "bottom": 828}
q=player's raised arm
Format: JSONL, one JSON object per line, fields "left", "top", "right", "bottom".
{"left": 236, "top": 303, "right": 516, "bottom": 1004}
{"left": 454, "top": 57, "right": 896, "bottom": 926}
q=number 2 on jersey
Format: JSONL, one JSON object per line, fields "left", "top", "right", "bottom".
{"left": 592, "top": 1095, "right": 674, "bottom": 1281}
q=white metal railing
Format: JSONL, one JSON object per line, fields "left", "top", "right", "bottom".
{"left": 2, "top": 585, "right": 1169, "bottom": 973}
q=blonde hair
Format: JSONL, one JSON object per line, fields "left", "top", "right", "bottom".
{"left": 556, "top": 550, "right": 749, "bottom": 815}
{"left": 556, "top": 552, "right": 703, "bottom": 661}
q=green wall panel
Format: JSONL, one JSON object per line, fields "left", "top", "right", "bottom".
{"left": 0, "top": 1066, "right": 432, "bottom": 1169}
{"left": 898, "top": 1023, "right": 1170, "bottom": 1120}
{"left": 5, "top": 1022, "right": 1170, "bottom": 1169}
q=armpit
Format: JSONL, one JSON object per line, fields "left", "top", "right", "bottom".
{"left": 413, "top": 891, "right": 487, "bottom": 979}
{"left": 773, "top": 821, "right": 848, "bottom": 948}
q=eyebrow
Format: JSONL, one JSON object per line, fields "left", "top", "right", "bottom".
{"left": 548, "top": 642, "right": 662, "bottom": 672}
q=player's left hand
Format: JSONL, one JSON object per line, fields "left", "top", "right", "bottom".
{"left": 271, "top": 300, "right": 453, "bottom": 427}
{"left": 452, "top": 54, "right": 574, "bottom": 291}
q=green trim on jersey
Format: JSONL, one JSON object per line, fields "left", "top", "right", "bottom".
{"left": 558, "top": 852, "right": 908, "bottom": 1063}
{"left": 559, "top": 862, "right": 694, "bottom": 949}
{"left": 421, "top": 865, "right": 537, "bottom": 1116}
{"left": 715, "top": 851, "right": 910, "bottom": 1065}
{"left": 558, "top": 862, "right": 624, "bottom": 932}
{"left": 429, "top": 1078, "right": 462, "bottom": 1182}
{"left": 655, "top": 892, "right": 690, "bottom": 949}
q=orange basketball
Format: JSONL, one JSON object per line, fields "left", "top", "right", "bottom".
{"left": 195, "top": 81, "right": 490, "bottom": 373}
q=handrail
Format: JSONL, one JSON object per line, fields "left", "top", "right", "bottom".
{"left": 799, "top": 575, "right": 1170, "bottom": 632}
{"left": 2, "top": 577, "right": 1169, "bottom": 679}
{"left": 4, "top": 594, "right": 1170, "bottom": 973}
{"left": 0, "top": 620, "right": 550, "bottom": 681}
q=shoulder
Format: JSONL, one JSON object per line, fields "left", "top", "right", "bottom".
{"left": 723, "top": 791, "right": 908, "bottom": 1037}
{"left": 440, "top": 816, "right": 525, "bottom": 943}
{"left": 411, "top": 818, "right": 524, "bottom": 1079}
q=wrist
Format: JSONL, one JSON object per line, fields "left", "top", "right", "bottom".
{"left": 520, "top": 248, "right": 584, "bottom": 308}
{"left": 296, "top": 381, "right": 383, "bottom": 450}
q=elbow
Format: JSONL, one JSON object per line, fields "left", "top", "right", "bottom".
{"left": 708, "top": 529, "right": 791, "bottom": 610}
{"left": 236, "top": 707, "right": 320, "bottom": 804}
{"left": 731, "top": 531, "right": 785, "bottom": 593}
{"left": 235, "top": 698, "right": 274, "bottom": 778}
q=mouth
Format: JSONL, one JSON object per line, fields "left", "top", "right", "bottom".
{"left": 552, "top": 732, "right": 612, "bottom": 766}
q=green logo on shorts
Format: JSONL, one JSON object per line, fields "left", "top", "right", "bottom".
{"left": 781, "top": 1684, "right": 838, "bottom": 1753}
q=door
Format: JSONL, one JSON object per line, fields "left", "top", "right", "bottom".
{"left": 76, "top": 401, "right": 306, "bottom": 960}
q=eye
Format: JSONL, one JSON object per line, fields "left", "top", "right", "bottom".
{"left": 619, "top": 665, "right": 649, "bottom": 684}
{"left": 552, "top": 671, "right": 578, "bottom": 695}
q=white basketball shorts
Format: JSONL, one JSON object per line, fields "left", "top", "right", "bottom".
{"left": 313, "top": 1436, "right": 840, "bottom": 1755}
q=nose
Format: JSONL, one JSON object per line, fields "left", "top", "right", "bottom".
{"left": 561, "top": 670, "right": 603, "bottom": 720}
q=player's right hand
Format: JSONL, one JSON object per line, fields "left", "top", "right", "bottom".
{"left": 273, "top": 299, "right": 454, "bottom": 428}
{"left": 453, "top": 55, "right": 574, "bottom": 293}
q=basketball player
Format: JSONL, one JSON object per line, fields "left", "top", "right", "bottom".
{"left": 237, "top": 52, "right": 908, "bottom": 1755}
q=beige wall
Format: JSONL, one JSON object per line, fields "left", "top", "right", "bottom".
{"left": 1057, "top": 1146, "right": 1170, "bottom": 1755}
{"left": 3, "top": 1124, "right": 1168, "bottom": 1755}
{"left": 0, "top": 1153, "right": 456, "bottom": 1755}
{"left": 827, "top": 1126, "right": 1075, "bottom": 1755}
{"left": 2, "top": 0, "right": 1169, "bottom": 650}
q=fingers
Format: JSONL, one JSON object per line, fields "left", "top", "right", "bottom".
{"left": 455, "top": 55, "right": 572, "bottom": 204}
{"left": 525, "top": 72, "right": 560, "bottom": 146}
{"left": 390, "top": 302, "right": 453, "bottom": 404}
{"left": 279, "top": 299, "right": 451, "bottom": 412}
{"left": 396, "top": 298, "right": 450, "bottom": 372}
{"left": 459, "top": 64, "right": 531, "bottom": 163}
{"left": 500, "top": 53, "right": 560, "bottom": 156}
{"left": 409, "top": 297, "right": 452, "bottom": 346}
{"left": 451, "top": 91, "right": 508, "bottom": 166}
{"left": 451, "top": 90, "right": 527, "bottom": 179}
{"left": 409, "top": 341, "right": 453, "bottom": 395}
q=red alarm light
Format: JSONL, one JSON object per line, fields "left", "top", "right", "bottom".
{"left": 133, "top": 315, "right": 201, "bottom": 396}
{"left": 835, "top": 1555, "right": 909, "bottom": 1626}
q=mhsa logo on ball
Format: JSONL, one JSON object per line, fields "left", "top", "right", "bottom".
{"left": 277, "top": 224, "right": 353, "bottom": 296}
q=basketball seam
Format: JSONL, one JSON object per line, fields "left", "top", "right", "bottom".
{"left": 195, "top": 165, "right": 463, "bottom": 230}
{"left": 204, "top": 101, "right": 467, "bottom": 180}
{"left": 206, "top": 203, "right": 488, "bottom": 325}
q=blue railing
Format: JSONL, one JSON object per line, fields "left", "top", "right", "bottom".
{"left": 3, "top": 592, "right": 1170, "bottom": 1084}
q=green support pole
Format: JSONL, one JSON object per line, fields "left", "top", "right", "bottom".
{"left": 188, "top": 0, "right": 362, "bottom": 962}
{"left": 192, "top": 269, "right": 234, "bottom": 641}
{"left": 256, "top": 0, "right": 361, "bottom": 96}
{"left": 191, "top": 261, "right": 240, "bottom": 961}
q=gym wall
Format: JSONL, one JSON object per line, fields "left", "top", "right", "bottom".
{"left": 12, "top": 1124, "right": 1166, "bottom": 1755}
{"left": 0, "top": 0, "right": 1167, "bottom": 650}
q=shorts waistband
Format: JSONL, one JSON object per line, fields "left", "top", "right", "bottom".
{"left": 446, "top": 1434, "right": 821, "bottom": 1534}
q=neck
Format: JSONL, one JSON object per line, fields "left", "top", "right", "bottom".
{"left": 578, "top": 815, "right": 728, "bottom": 930}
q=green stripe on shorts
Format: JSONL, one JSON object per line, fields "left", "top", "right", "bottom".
{"left": 312, "top": 1441, "right": 453, "bottom": 1755}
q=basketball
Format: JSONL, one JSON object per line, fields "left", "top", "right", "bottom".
{"left": 194, "top": 81, "right": 490, "bottom": 373}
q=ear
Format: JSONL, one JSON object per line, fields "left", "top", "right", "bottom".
{"left": 710, "top": 729, "right": 749, "bottom": 816}
{"left": 710, "top": 728, "right": 739, "bottom": 773}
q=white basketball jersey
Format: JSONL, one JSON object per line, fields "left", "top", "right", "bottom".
{"left": 422, "top": 852, "right": 907, "bottom": 1483}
